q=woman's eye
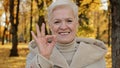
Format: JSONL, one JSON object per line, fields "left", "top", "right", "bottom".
{"left": 54, "top": 21, "right": 60, "bottom": 24}
{"left": 68, "top": 20, "right": 72, "bottom": 22}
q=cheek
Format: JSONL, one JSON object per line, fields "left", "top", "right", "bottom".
{"left": 71, "top": 24, "right": 78, "bottom": 31}
{"left": 50, "top": 25, "right": 58, "bottom": 34}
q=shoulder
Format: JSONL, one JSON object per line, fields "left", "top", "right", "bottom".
{"left": 75, "top": 37, "right": 107, "bottom": 65}
{"left": 75, "top": 37, "right": 107, "bottom": 50}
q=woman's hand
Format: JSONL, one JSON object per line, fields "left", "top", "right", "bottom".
{"left": 31, "top": 23, "right": 56, "bottom": 59}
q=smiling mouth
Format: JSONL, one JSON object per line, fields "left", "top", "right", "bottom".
{"left": 58, "top": 32, "right": 70, "bottom": 35}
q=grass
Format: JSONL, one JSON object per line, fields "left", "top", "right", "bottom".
{"left": 0, "top": 43, "right": 111, "bottom": 68}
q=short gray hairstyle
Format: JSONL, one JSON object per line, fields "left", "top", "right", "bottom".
{"left": 47, "top": 0, "right": 78, "bottom": 22}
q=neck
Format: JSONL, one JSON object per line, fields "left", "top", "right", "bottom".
{"left": 56, "top": 39, "right": 76, "bottom": 50}
{"left": 55, "top": 38, "right": 77, "bottom": 65}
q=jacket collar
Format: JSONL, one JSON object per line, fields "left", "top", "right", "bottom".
{"left": 50, "top": 47, "right": 69, "bottom": 68}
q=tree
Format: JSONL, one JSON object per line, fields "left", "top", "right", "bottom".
{"left": 110, "top": 0, "right": 120, "bottom": 68}
{"left": 35, "top": 0, "right": 49, "bottom": 35}
{"left": 9, "top": 0, "right": 20, "bottom": 56}
{"left": 29, "top": 0, "right": 33, "bottom": 41}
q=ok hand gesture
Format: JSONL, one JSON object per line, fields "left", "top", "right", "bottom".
{"left": 31, "top": 23, "right": 56, "bottom": 59}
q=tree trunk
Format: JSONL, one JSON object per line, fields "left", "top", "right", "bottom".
{"left": 10, "top": 26, "right": 19, "bottom": 56}
{"left": 110, "top": 0, "right": 120, "bottom": 68}
{"left": 9, "top": 0, "right": 20, "bottom": 56}
{"left": 29, "top": 0, "right": 33, "bottom": 41}
{"left": 38, "top": 16, "right": 48, "bottom": 35}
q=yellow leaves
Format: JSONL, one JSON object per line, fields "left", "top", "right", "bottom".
{"left": 105, "top": 46, "right": 112, "bottom": 68}
{"left": 0, "top": 43, "right": 29, "bottom": 68}
{"left": 80, "top": 0, "right": 102, "bottom": 11}
{"left": 37, "top": 0, "right": 42, "bottom": 5}
{"left": 3, "top": 0, "right": 9, "bottom": 12}
{"left": 89, "top": 3, "right": 100, "bottom": 11}
{"left": 78, "top": 0, "right": 109, "bottom": 40}
{"left": 81, "top": 0, "right": 92, "bottom": 6}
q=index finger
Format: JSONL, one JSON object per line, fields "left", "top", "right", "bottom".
{"left": 41, "top": 23, "right": 45, "bottom": 37}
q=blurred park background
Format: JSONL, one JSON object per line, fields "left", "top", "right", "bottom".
{"left": 0, "top": 0, "right": 114, "bottom": 68}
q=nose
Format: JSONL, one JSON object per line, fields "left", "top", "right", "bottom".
{"left": 59, "top": 22, "right": 68, "bottom": 30}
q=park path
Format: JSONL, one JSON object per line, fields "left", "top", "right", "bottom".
{"left": 0, "top": 43, "right": 29, "bottom": 68}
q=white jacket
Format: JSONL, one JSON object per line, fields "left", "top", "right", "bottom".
{"left": 26, "top": 37, "right": 107, "bottom": 68}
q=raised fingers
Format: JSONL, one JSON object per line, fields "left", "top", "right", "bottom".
{"left": 36, "top": 24, "right": 41, "bottom": 37}
{"left": 31, "top": 31, "right": 37, "bottom": 41}
{"left": 41, "top": 23, "right": 45, "bottom": 37}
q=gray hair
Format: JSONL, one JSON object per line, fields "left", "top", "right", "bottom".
{"left": 47, "top": 0, "right": 78, "bottom": 22}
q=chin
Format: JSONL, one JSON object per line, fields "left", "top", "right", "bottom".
{"left": 57, "top": 37, "right": 74, "bottom": 44}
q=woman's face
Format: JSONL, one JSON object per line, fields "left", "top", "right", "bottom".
{"left": 49, "top": 7, "right": 78, "bottom": 44}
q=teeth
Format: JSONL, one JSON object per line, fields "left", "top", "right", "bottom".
{"left": 59, "top": 32, "right": 70, "bottom": 35}
{"left": 61, "top": 33, "right": 68, "bottom": 34}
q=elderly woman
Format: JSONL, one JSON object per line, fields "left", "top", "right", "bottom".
{"left": 26, "top": 0, "right": 107, "bottom": 68}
